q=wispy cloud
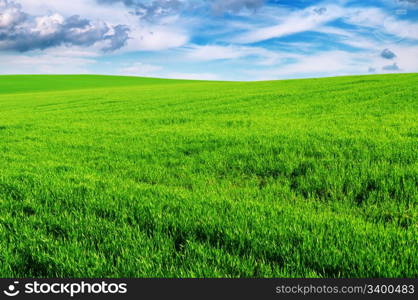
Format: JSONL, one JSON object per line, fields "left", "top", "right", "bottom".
{"left": 0, "top": 51, "right": 95, "bottom": 74}
{"left": 231, "top": 4, "right": 346, "bottom": 44}
{"left": 184, "top": 44, "right": 287, "bottom": 65}
{"left": 118, "top": 62, "right": 162, "bottom": 76}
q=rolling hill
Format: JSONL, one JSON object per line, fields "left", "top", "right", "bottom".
{"left": 0, "top": 74, "right": 416, "bottom": 277}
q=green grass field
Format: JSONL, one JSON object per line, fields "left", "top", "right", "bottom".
{"left": 0, "top": 74, "right": 417, "bottom": 278}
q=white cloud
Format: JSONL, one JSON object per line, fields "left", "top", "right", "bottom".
{"left": 245, "top": 50, "right": 373, "bottom": 80}
{"left": 162, "top": 72, "right": 220, "bottom": 80}
{"left": 17, "top": 0, "right": 191, "bottom": 52}
{"left": 247, "top": 40, "right": 418, "bottom": 80}
{"left": 119, "top": 62, "right": 162, "bottom": 76}
{"left": 232, "top": 4, "right": 346, "bottom": 44}
{"left": 344, "top": 7, "right": 418, "bottom": 42}
{"left": 118, "top": 61, "right": 219, "bottom": 80}
{"left": 124, "top": 24, "right": 189, "bottom": 51}
{"left": 32, "top": 13, "right": 65, "bottom": 36}
{"left": 44, "top": 46, "right": 101, "bottom": 57}
{"left": 343, "top": 6, "right": 418, "bottom": 41}
{"left": 18, "top": 0, "right": 127, "bottom": 22}
{"left": 184, "top": 44, "right": 289, "bottom": 65}
{"left": 232, "top": 4, "right": 418, "bottom": 46}
{"left": 0, "top": 52, "right": 95, "bottom": 74}
{"left": 386, "top": 44, "right": 418, "bottom": 72}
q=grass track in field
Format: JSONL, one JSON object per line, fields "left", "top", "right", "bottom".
{"left": 0, "top": 74, "right": 417, "bottom": 277}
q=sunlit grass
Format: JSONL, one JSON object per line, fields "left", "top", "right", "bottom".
{"left": 0, "top": 74, "right": 417, "bottom": 277}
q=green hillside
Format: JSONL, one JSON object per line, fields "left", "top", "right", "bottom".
{"left": 0, "top": 75, "right": 193, "bottom": 95}
{"left": 0, "top": 74, "right": 416, "bottom": 277}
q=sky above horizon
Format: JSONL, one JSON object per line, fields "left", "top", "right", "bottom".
{"left": 1, "top": 0, "right": 417, "bottom": 80}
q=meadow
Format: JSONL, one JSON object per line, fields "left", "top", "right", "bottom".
{"left": 0, "top": 74, "right": 416, "bottom": 277}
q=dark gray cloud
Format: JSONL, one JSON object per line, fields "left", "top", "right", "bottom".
{"left": 313, "top": 7, "right": 327, "bottom": 15}
{"left": 98, "top": 0, "right": 184, "bottom": 21}
{"left": 211, "top": 0, "right": 266, "bottom": 14}
{"left": 381, "top": 48, "right": 397, "bottom": 60}
{"left": 133, "top": 0, "right": 184, "bottom": 21}
{"left": 96, "top": 0, "right": 266, "bottom": 20}
{"left": 104, "top": 25, "right": 131, "bottom": 52}
{"left": 382, "top": 63, "right": 400, "bottom": 71}
{"left": 0, "top": 0, "right": 130, "bottom": 52}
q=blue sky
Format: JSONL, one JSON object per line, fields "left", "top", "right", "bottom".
{"left": 1, "top": 0, "right": 417, "bottom": 80}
